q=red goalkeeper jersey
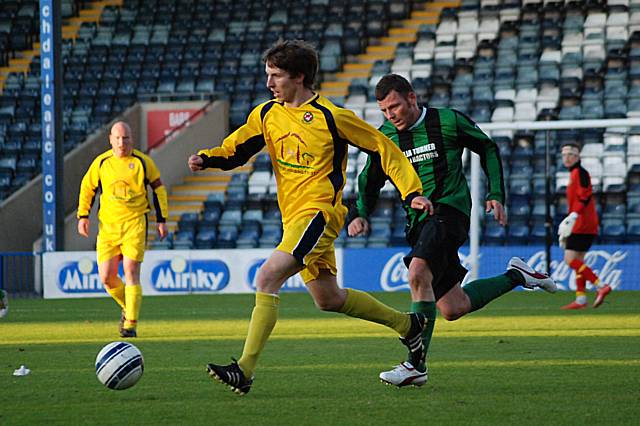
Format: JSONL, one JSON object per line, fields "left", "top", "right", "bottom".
{"left": 566, "top": 161, "right": 598, "bottom": 235}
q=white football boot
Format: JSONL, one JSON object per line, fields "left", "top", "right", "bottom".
{"left": 507, "top": 257, "right": 557, "bottom": 293}
{"left": 379, "top": 362, "right": 428, "bottom": 387}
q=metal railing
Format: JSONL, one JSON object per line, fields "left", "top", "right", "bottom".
{"left": 0, "top": 252, "right": 37, "bottom": 296}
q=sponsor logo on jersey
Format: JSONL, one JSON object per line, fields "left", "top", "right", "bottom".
{"left": 150, "top": 257, "right": 230, "bottom": 292}
{"left": 274, "top": 132, "right": 317, "bottom": 173}
{"left": 403, "top": 143, "right": 438, "bottom": 164}
{"left": 302, "top": 112, "right": 314, "bottom": 123}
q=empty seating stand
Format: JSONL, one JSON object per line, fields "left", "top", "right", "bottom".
{"left": 3, "top": 0, "right": 640, "bottom": 248}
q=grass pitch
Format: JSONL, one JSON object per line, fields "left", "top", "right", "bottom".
{"left": 1, "top": 291, "right": 639, "bottom": 425}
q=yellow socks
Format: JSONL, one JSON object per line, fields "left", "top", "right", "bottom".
{"left": 124, "top": 284, "right": 142, "bottom": 330}
{"left": 338, "top": 289, "right": 411, "bottom": 336}
{"left": 238, "top": 292, "right": 280, "bottom": 378}
{"left": 105, "top": 277, "right": 126, "bottom": 310}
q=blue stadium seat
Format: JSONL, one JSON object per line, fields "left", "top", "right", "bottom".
{"left": 507, "top": 223, "right": 530, "bottom": 245}
{"left": 173, "top": 230, "right": 195, "bottom": 250}
{"left": 600, "top": 222, "right": 626, "bottom": 245}
{"left": 219, "top": 209, "right": 242, "bottom": 227}
{"left": 367, "top": 224, "right": 391, "bottom": 248}
{"left": 259, "top": 224, "right": 282, "bottom": 248}
{"left": 626, "top": 222, "right": 640, "bottom": 244}
{"left": 195, "top": 229, "right": 217, "bottom": 249}
{"left": 389, "top": 225, "right": 407, "bottom": 247}
{"left": 216, "top": 225, "right": 238, "bottom": 249}
{"left": 178, "top": 212, "right": 199, "bottom": 233}
{"left": 237, "top": 220, "right": 261, "bottom": 248}
{"left": 483, "top": 223, "right": 506, "bottom": 246}
{"left": 508, "top": 196, "right": 531, "bottom": 220}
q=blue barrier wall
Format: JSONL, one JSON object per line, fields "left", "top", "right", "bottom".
{"left": 343, "top": 245, "right": 637, "bottom": 292}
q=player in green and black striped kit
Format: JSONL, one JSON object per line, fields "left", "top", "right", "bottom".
{"left": 347, "top": 74, "right": 557, "bottom": 387}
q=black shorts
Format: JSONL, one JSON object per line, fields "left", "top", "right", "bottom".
{"left": 565, "top": 233, "right": 596, "bottom": 252}
{"left": 404, "top": 204, "right": 470, "bottom": 301}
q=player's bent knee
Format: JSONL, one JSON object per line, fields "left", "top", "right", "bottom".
{"left": 441, "top": 311, "right": 463, "bottom": 321}
{"left": 313, "top": 298, "right": 341, "bottom": 312}
{"left": 439, "top": 306, "right": 467, "bottom": 321}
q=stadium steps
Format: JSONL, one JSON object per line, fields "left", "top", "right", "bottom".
{"left": 149, "top": 165, "right": 254, "bottom": 241}
{"left": 0, "top": 0, "right": 123, "bottom": 92}
{"left": 319, "top": 0, "right": 459, "bottom": 99}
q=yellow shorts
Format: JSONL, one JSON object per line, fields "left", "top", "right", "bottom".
{"left": 277, "top": 209, "right": 344, "bottom": 283}
{"left": 96, "top": 215, "right": 147, "bottom": 264}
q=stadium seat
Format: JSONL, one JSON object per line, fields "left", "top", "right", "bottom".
{"left": 195, "top": 229, "right": 217, "bottom": 249}
{"left": 483, "top": 222, "right": 506, "bottom": 246}
{"left": 367, "top": 224, "right": 391, "bottom": 248}
{"left": 507, "top": 222, "right": 530, "bottom": 245}
{"left": 216, "top": 225, "right": 238, "bottom": 249}
{"left": 600, "top": 220, "right": 626, "bottom": 244}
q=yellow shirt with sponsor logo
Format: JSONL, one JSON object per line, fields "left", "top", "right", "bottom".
{"left": 197, "top": 94, "right": 422, "bottom": 224}
{"left": 77, "top": 149, "right": 166, "bottom": 224}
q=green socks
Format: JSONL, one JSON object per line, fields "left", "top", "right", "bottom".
{"left": 410, "top": 301, "right": 436, "bottom": 372}
{"left": 462, "top": 272, "right": 519, "bottom": 312}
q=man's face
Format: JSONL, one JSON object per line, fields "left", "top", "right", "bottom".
{"left": 109, "top": 123, "right": 133, "bottom": 158}
{"left": 265, "top": 62, "right": 303, "bottom": 103}
{"left": 561, "top": 146, "right": 580, "bottom": 168}
{"left": 377, "top": 90, "right": 420, "bottom": 131}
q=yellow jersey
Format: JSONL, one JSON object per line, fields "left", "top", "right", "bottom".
{"left": 77, "top": 149, "right": 168, "bottom": 224}
{"left": 198, "top": 94, "right": 422, "bottom": 224}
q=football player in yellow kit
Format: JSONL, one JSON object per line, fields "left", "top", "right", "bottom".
{"left": 188, "top": 40, "right": 433, "bottom": 394}
{"left": 78, "top": 121, "right": 168, "bottom": 337}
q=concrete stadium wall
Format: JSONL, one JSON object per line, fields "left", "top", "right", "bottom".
{"left": 0, "top": 100, "right": 228, "bottom": 252}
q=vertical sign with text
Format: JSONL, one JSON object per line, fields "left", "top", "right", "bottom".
{"left": 40, "top": 0, "right": 57, "bottom": 251}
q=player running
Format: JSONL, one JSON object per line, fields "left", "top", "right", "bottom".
{"left": 189, "top": 40, "right": 432, "bottom": 395}
{"left": 348, "top": 74, "right": 556, "bottom": 387}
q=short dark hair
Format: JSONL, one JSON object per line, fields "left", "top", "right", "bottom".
{"left": 262, "top": 40, "right": 318, "bottom": 90}
{"left": 375, "top": 74, "right": 415, "bottom": 101}
{"left": 561, "top": 141, "right": 582, "bottom": 151}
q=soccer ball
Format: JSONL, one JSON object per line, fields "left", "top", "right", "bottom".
{"left": 95, "top": 341, "right": 144, "bottom": 390}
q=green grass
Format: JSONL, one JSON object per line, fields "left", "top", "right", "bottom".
{"left": 1, "top": 292, "right": 639, "bottom": 425}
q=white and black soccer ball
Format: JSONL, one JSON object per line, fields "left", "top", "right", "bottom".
{"left": 95, "top": 341, "right": 144, "bottom": 390}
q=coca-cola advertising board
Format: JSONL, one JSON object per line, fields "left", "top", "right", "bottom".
{"left": 342, "top": 245, "right": 635, "bottom": 292}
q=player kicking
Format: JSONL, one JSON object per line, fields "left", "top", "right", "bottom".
{"left": 77, "top": 121, "right": 168, "bottom": 337}
{"left": 188, "top": 40, "right": 433, "bottom": 395}
{"left": 347, "top": 74, "right": 556, "bottom": 387}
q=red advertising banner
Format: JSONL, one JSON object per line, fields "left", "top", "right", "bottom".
{"left": 147, "top": 109, "right": 201, "bottom": 149}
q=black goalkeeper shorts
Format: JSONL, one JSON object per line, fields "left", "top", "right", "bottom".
{"left": 404, "top": 204, "right": 470, "bottom": 301}
{"left": 565, "top": 233, "right": 596, "bottom": 252}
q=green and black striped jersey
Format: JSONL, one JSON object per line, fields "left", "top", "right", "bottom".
{"left": 354, "top": 107, "right": 505, "bottom": 233}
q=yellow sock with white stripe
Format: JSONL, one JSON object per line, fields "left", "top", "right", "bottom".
{"left": 238, "top": 292, "right": 280, "bottom": 378}
{"left": 105, "top": 277, "right": 126, "bottom": 310}
{"left": 339, "top": 289, "right": 411, "bottom": 336}
{"left": 124, "top": 284, "right": 142, "bottom": 330}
